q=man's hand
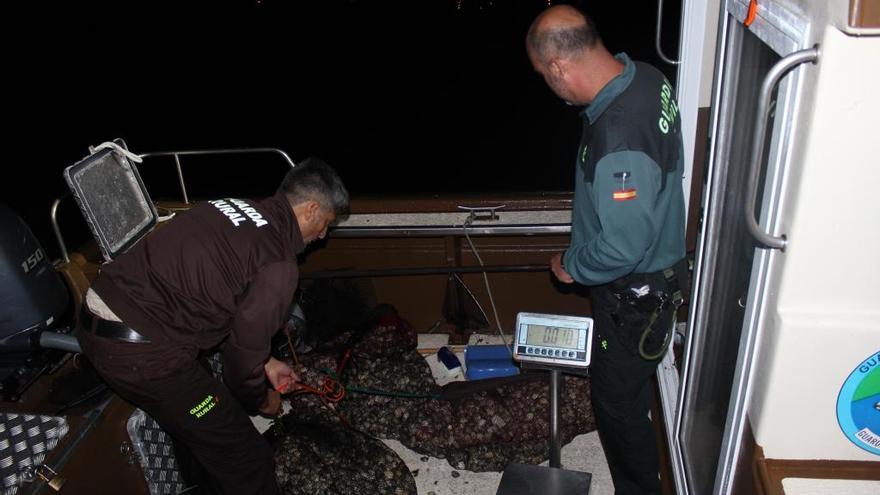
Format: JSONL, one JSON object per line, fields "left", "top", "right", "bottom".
{"left": 264, "top": 357, "right": 299, "bottom": 393}
{"left": 259, "top": 389, "right": 283, "bottom": 416}
{"left": 551, "top": 253, "right": 575, "bottom": 284}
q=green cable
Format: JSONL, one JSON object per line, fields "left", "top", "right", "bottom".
{"left": 319, "top": 368, "right": 440, "bottom": 400}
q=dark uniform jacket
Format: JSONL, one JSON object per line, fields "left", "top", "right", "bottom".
{"left": 563, "top": 53, "right": 686, "bottom": 285}
{"left": 92, "top": 191, "right": 305, "bottom": 412}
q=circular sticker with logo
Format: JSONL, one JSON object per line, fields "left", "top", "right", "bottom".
{"left": 836, "top": 350, "right": 880, "bottom": 455}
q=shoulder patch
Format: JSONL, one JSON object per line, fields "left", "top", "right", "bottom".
{"left": 612, "top": 171, "right": 636, "bottom": 201}
{"left": 613, "top": 189, "right": 637, "bottom": 201}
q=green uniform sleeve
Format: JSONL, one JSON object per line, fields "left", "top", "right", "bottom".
{"left": 564, "top": 150, "right": 662, "bottom": 285}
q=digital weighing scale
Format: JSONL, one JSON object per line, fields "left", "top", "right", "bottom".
{"left": 513, "top": 312, "right": 594, "bottom": 369}
{"left": 496, "top": 312, "right": 594, "bottom": 495}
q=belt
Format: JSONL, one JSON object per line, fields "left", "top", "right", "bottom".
{"left": 608, "top": 257, "right": 688, "bottom": 297}
{"left": 80, "top": 306, "right": 152, "bottom": 344}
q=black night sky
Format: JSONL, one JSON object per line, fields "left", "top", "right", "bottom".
{"left": 4, "top": 0, "right": 680, "bottom": 258}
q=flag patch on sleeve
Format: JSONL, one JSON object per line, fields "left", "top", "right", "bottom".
{"left": 613, "top": 189, "right": 637, "bottom": 201}
{"left": 612, "top": 171, "right": 636, "bottom": 201}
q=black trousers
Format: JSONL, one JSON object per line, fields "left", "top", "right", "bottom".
{"left": 78, "top": 329, "right": 279, "bottom": 495}
{"left": 589, "top": 279, "right": 676, "bottom": 495}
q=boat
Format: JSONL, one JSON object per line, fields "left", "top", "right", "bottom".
{"left": 2, "top": 1, "right": 878, "bottom": 494}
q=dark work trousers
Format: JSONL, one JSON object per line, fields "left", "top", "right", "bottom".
{"left": 589, "top": 281, "right": 675, "bottom": 495}
{"left": 77, "top": 327, "right": 279, "bottom": 495}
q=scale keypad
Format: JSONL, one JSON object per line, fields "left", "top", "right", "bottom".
{"left": 518, "top": 346, "right": 586, "bottom": 361}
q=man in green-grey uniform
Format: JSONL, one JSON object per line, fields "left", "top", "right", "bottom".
{"left": 527, "top": 6, "right": 686, "bottom": 494}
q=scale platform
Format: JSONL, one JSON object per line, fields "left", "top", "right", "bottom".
{"left": 496, "top": 463, "right": 591, "bottom": 495}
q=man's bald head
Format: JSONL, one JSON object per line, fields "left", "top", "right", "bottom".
{"left": 526, "top": 5, "right": 601, "bottom": 66}
{"left": 526, "top": 6, "right": 620, "bottom": 106}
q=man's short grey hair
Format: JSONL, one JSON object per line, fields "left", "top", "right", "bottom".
{"left": 527, "top": 13, "right": 601, "bottom": 64}
{"left": 279, "top": 157, "right": 350, "bottom": 216}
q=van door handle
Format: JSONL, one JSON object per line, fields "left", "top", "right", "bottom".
{"left": 744, "top": 46, "right": 819, "bottom": 250}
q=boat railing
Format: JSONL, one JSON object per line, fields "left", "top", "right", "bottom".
{"left": 50, "top": 146, "right": 573, "bottom": 265}
{"left": 332, "top": 211, "right": 571, "bottom": 237}
{"left": 51, "top": 147, "right": 296, "bottom": 264}
{"left": 139, "top": 148, "right": 296, "bottom": 205}
{"left": 50, "top": 196, "right": 73, "bottom": 264}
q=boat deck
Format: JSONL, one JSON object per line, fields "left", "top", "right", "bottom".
{"left": 252, "top": 333, "right": 615, "bottom": 495}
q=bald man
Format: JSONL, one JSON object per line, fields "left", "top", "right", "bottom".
{"left": 527, "top": 6, "right": 686, "bottom": 494}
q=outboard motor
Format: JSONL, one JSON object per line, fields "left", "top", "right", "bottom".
{"left": 0, "top": 203, "right": 69, "bottom": 353}
{"left": 0, "top": 203, "right": 79, "bottom": 401}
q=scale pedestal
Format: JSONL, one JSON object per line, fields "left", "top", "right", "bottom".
{"left": 496, "top": 364, "right": 592, "bottom": 495}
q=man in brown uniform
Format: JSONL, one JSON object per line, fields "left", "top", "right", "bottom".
{"left": 78, "top": 157, "right": 349, "bottom": 494}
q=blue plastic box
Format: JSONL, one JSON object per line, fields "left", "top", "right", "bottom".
{"left": 464, "top": 344, "right": 519, "bottom": 380}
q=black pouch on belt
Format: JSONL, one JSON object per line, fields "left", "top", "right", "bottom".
{"left": 608, "top": 258, "right": 686, "bottom": 359}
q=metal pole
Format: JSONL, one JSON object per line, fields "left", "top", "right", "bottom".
{"left": 549, "top": 368, "right": 561, "bottom": 468}
{"left": 140, "top": 148, "right": 296, "bottom": 168}
{"left": 655, "top": 0, "right": 681, "bottom": 65}
{"left": 173, "top": 154, "right": 190, "bottom": 205}
{"left": 50, "top": 197, "right": 70, "bottom": 264}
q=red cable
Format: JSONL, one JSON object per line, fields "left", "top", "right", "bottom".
{"left": 281, "top": 331, "right": 347, "bottom": 404}
{"left": 276, "top": 332, "right": 365, "bottom": 430}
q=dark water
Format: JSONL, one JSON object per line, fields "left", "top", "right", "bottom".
{"left": 3, "top": 0, "right": 680, "bottom": 257}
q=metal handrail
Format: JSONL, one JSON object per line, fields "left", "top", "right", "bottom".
{"left": 139, "top": 148, "right": 296, "bottom": 205}
{"left": 50, "top": 196, "right": 70, "bottom": 264}
{"left": 656, "top": 0, "right": 681, "bottom": 65}
{"left": 744, "top": 46, "right": 819, "bottom": 250}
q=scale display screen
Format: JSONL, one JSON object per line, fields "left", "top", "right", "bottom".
{"left": 513, "top": 312, "right": 594, "bottom": 368}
